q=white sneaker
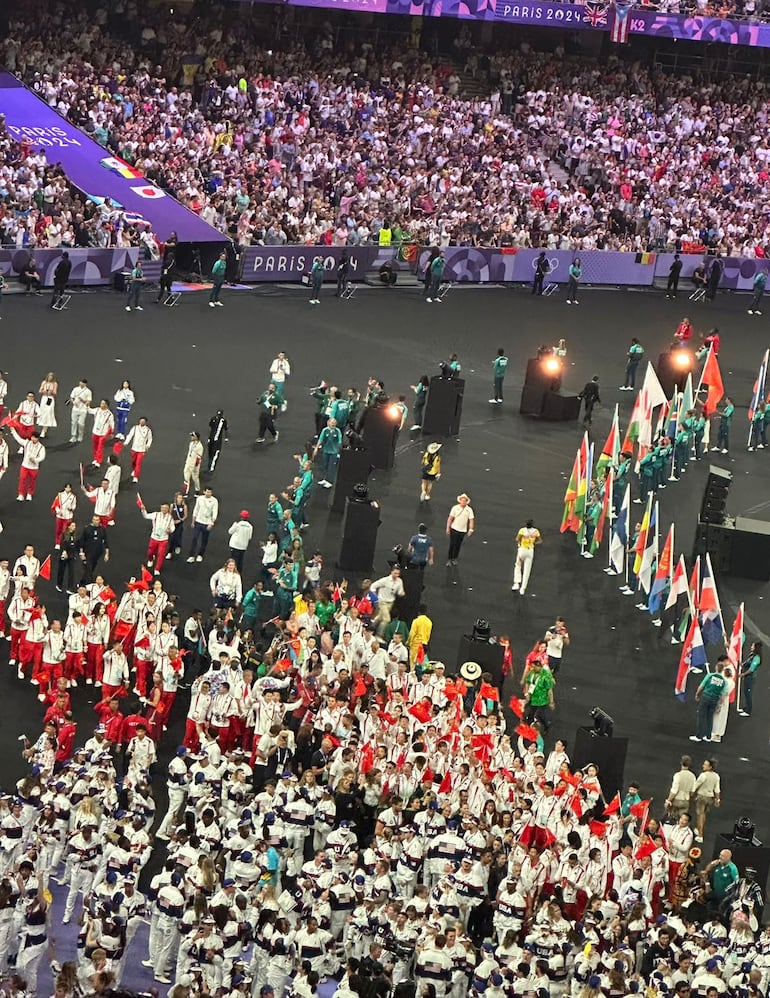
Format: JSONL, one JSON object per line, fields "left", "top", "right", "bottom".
{"left": 721, "top": 448, "right": 728, "bottom": 454}
{"left": 16, "top": 495, "right": 23, "bottom": 502}
{"left": 186, "top": 556, "right": 195, "bottom": 563}
{"left": 26, "top": 495, "right": 32, "bottom": 501}
{"left": 216, "top": 301, "right": 224, "bottom": 307}
{"left": 757, "top": 310, "right": 763, "bottom": 315}
{"left": 209, "top": 302, "right": 216, "bottom": 308}
{"left": 195, "top": 555, "right": 203, "bottom": 562}
{"left": 758, "top": 444, "right": 765, "bottom": 449}
{"left": 125, "top": 306, "right": 131, "bottom": 312}
{"left": 136, "top": 306, "right": 143, "bottom": 311}
{"left": 426, "top": 298, "right": 433, "bottom": 303}
{"left": 749, "top": 447, "right": 755, "bottom": 452}
{"left": 748, "top": 310, "right": 754, "bottom": 315}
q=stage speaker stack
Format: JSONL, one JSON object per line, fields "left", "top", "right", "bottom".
{"left": 692, "top": 515, "right": 770, "bottom": 581}
{"left": 700, "top": 465, "right": 732, "bottom": 525}
{"left": 692, "top": 522, "right": 733, "bottom": 573}
{"left": 572, "top": 726, "right": 629, "bottom": 804}
{"left": 331, "top": 448, "right": 373, "bottom": 513}
{"left": 361, "top": 406, "right": 400, "bottom": 470}
{"left": 338, "top": 497, "right": 381, "bottom": 574}
{"left": 519, "top": 357, "right": 580, "bottom": 422}
{"left": 393, "top": 563, "right": 425, "bottom": 627}
{"left": 422, "top": 376, "right": 464, "bottom": 437}
{"left": 455, "top": 635, "right": 505, "bottom": 687}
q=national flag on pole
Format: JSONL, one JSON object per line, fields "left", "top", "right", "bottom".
{"left": 575, "top": 441, "right": 594, "bottom": 548}
{"left": 641, "top": 361, "right": 669, "bottom": 410}
{"left": 727, "top": 602, "right": 744, "bottom": 704}
{"left": 698, "top": 552, "right": 726, "bottom": 645}
{"left": 39, "top": 555, "right": 51, "bottom": 581}
{"left": 665, "top": 554, "right": 689, "bottom": 610}
{"left": 648, "top": 524, "right": 673, "bottom": 615}
{"left": 597, "top": 405, "right": 620, "bottom": 478}
{"left": 666, "top": 387, "right": 680, "bottom": 439}
{"left": 688, "top": 556, "right": 702, "bottom": 607}
{"left": 591, "top": 470, "right": 613, "bottom": 555}
{"left": 604, "top": 792, "right": 621, "bottom": 816}
{"left": 749, "top": 350, "right": 769, "bottom": 422}
{"left": 699, "top": 347, "right": 725, "bottom": 417}
{"left": 609, "top": 485, "right": 630, "bottom": 574}
{"left": 636, "top": 501, "right": 658, "bottom": 595}
{"left": 681, "top": 373, "right": 694, "bottom": 421}
{"left": 632, "top": 493, "right": 654, "bottom": 577}
{"left": 611, "top": 0, "right": 634, "bottom": 42}
{"left": 561, "top": 433, "right": 590, "bottom": 533}
{"left": 675, "top": 616, "right": 707, "bottom": 698}
{"left": 141, "top": 565, "right": 153, "bottom": 585}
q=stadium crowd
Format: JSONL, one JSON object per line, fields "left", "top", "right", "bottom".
{"left": 3, "top": 1, "right": 770, "bottom": 255}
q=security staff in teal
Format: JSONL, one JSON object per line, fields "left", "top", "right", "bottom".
{"left": 622, "top": 338, "right": 644, "bottom": 390}
{"left": 713, "top": 396, "right": 734, "bottom": 454}
{"left": 653, "top": 439, "right": 670, "bottom": 491}
{"left": 256, "top": 383, "right": 280, "bottom": 443}
{"left": 566, "top": 257, "right": 582, "bottom": 305}
{"left": 738, "top": 641, "right": 762, "bottom": 716}
{"left": 583, "top": 494, "right": 602, "bottom": 556}
{"left": 682, "top": 409, "right": 696, "bottom": 466}
{"left": 693, "top": 408, "right": 707, "bottom": 460}
{"left": 126, "top": 259, "right": 144, "bottom": 312}
{"left": 491, "top": 348, "right": 509, "bottom": 404}
{"left": 315, "top": 417, "right": 343, "bottom": 488}
{"left": 639, "top": 448, "right": 656, "bottom": 502}
{"left": 674, "top": 426, "right": 689, "bottom": 478}
{"left": 209, "top": 251, "right": 227, "bottom": 307}
{"left": 274, "top": 556, "right": 299, "bottom": 618}
{"left": 749, "top": 401, "right": 767, "bottom": 451}
{"left": 330, "top": 391, "right": 353, "bottom": 430}
{"left": 309, "top": 256, "right": 325, "bottom": 305}
{"left": 265, "top": 494, "right": 283, "bottom": 536}
{"left": 425, "top": 251, "right": 445, "bottom": 302}
{"left": 311, "top": 382, "right": 330, "bottom": 436}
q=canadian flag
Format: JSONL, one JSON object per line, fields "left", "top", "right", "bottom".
{"left": 131, "top": 185, "right": 166, "bottom": 199}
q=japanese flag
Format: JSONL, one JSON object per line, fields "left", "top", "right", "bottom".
{"left": 131, "top": 185, "right": 166, "bottom": 199}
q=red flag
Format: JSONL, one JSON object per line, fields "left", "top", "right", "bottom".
{"left": 408, "top": 701, "right": 432, "bottom": 724}
{"left": 634, "top": 838, "right": 656, "bottom": 860}
{"left": 38, "top": 555, "right": 51, "bottom": 581}
{"left": 589, "top": 820, "right": 607, "bottom": 838}
{"left": 360, "top": 743, "right": 375, "bottom": 775}
{"left": 508, "top": 695, "right": 524, "bottom": 718}
{"left": 603, "top": 792, "right": 622, "bottom": 816}
{"left": 332, "top": 584, "right": 341, "bottom": 603}
{"left": 134, "top": 634, "right": 150, "bottom": 649}
{"left": 415, "top": 644, "right": 425, "bottom": 665}
{"left": 141, "top": 565, "right": 153, "bottom": 585}
{"left": 479, "top": 681, "right": 500, "bottom": 703}
{"left": 727, "top": 603, "right": 744, "bottom": 704}
{"left": 79, "top": 613, "right": 88, "bottom": 627}
{"left": 515, "top": 722, "right": 539, "bottom": 742}
{"left": 353, "top": 678, "right": 368, "bottom": 698}
{"left": 569, "top": 793, "right": 584, "bottom": 818}
{"left": 700, "top": 347, "right": 724, "bottom": 416}
{"left": 136, "top": 493, "right": 144, "bottom": 508}
{"left": 438, "top": 771, "right": 452, "bottom": 794}
{"left": 629, "top": 798, "right": 652, "bottom": 819}
{"left": 470, "top": 732, "right": 494, "bottom": 764}
{"left": 422, "top": 767, "right": 434, "bottom": 784}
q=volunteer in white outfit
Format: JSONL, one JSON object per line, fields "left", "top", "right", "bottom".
{"left": 52, "top": 484, "right": 77, "bottom": 548}
{"left": 138, "top": 499, "right": 175, "bottom": 574}
{"left": 183, "top": 431, "right": 204, "bottom": 496}
{"left": 512, "top": 518, "right": 541, "bottom": 596}
{"left": 125, "top": 416, "right": 153, "bottom": 482}
{"left": 227, "top": 509, "right": 253, "bottom": 573}
{"left": 187, "top": 487, "right": 219, "bottom": 563}
{"left": 88, "top": 400, "right": 115, "bottom": 467}
{"left": 82, "top": 479, "right": 117, "bottom": 526}
{"left": 269, "top": 352, "right": 291, "bottom": 405}
{"left": 37, "top": 372, "right": 58, "bottom": 438}
{"left": 12, "top": 431, "right": 46, "bottom": 502}
{"left": 210, "top": 559, "right": 243, "bottom": 608}
{"left": 68, "top": 379, "right": 93, "bottom": 443}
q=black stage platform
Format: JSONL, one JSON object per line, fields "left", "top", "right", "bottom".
{"left": 0, "top": 282, "right": 767, "bottom": 839}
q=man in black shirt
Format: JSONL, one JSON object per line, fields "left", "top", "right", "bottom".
{"left": 19, "top": 257, "right": 42, "bottom": 295}
{"left": 667, "top": 254, "right": 682, "bottom": 299}
{"left": 78, "top": 514, "right": 110, "bottom": 583}
{"left": 532, "top": 251, "right": 549, "bottom": 295}
{"left": 51, "top": 251, "right": 72, "bottom": 308}
{"left": 580, "top": 376, "right": 601, "bottom": 426}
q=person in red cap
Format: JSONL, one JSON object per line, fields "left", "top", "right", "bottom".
{"left": 227, "top": 509, "right": 253, "bottom": 574}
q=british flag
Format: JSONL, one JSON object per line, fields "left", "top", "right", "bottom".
{"left": 583, "top": 1, "right": 609, "bottom": 26}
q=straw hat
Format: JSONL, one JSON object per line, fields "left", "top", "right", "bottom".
{"left": 460, "top": 661, "right": 482, "bottom": 682}
{"left": 427, "top": 442, "right": 442, "bottom": 455}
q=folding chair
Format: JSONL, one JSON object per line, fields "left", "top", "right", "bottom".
{"left": 437, "top": 281, "right": 453, "bottom": 301}
{"left": 52, "top": 294, "right": 71, "bottom": 311}
{"left": 689, "top": 287, "right": 706, "bottom": 303}
{"left": 163, "top": 292, "right": 181, "bottom": 307}
{"left": 340, "top": 282, "right": 358, "bottom": 301}
{"left": 543, "top": 282, "right": 559, "bottom": 296}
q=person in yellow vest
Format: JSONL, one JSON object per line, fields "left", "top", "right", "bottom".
{"left": 512, "top": 519, "right": 542, "bottom": 595}
{"left": 378, "top": 221, "right": 392, "bottom": 247}
{"left": 408, "top": 603, "right": 433, "bottom": 665}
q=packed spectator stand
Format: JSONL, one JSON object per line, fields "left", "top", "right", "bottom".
{"left": 3, "top": 0, "right": 770, "bottom": 258}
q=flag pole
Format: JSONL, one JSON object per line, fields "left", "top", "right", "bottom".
{"left": 668, "top": 389, "right": 681, "bottom": 482}
{"left": 620, "top": 527, "right": 633, "bottom": 594}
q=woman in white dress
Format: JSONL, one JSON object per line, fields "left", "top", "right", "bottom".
{"left": 710, "top": 664, "right": 735, "bottom": 742}
{"left": 37, "top": 372, "right": 58, "bottom": 437}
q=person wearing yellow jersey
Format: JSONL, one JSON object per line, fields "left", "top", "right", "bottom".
{"left": 408, "top": 603, "right": 433, "bottom": 665}
{"left": 512, "top": 519, "right": 542, "bottom": 596}
{"left": 378, "top": 221, "right": 393, "bottom": 247}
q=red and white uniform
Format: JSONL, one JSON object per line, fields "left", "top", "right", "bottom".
{"left": 63, "top": 616, "right": 87, "bottom": 683}
{"left": 85, "top": 614, "right": 110, "bottom": 684}
{"left": 102, "top": 648, "right": 129, "bottom": 699}
{"left": 14, "top": 398, "right": 39, "bottom": 438}
{"left": 14, "top": 436, "right": 45, "bottom": 500}
{"left": 0, "top": 565, "right": 10, "bottom": 635}
{"left": 83, "top": 486, "right": 116, "bottom": 527}
{"left": 21, "top": 610, "right": 48, "bottom": 681}
{"left": 8, "top": 593, "right": 34, "bottom": 665}
{"left": 159, "top": 653, "right": 183, "bottom": 716}
{"left": 52, "top": 490, "right": 77, "bottom": 547}
{"left": 89, "top": 406, "right": 115, "bottom": 465}
{"left": 125, "top": 423, "right": 153, "bottom": 481}
{"left": 40, "top": 628, "right": 66, "bottom": 694}
{"left": 133, "top": 630, "right": 157, "bottom": 698}
{"left": 12, "top": 554, "right": 40, "bottom": 586}
{"left": 184, "top": 687, "right": 212, "bottom": 751}
{"left": 141, "top": 509, "right": 174, "bottom": 573}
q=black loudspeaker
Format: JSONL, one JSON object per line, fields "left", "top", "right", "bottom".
{"left": 361, "top": 405, "right": 400, "bottom": 470}
{"left": 700, "top": 465, "right": 732, "bottom": 525}
{"left": 730, "top": 516, "right": 770, "bottom": 581}
{"left": 656, "top": 350, "right": 694, "bottom": 397}
{"left": 114, "top": 271, "right": 129, "bottom": 292}
{"left": 693, "top": 522, "right": 733, "bottom": 573}
{"left": 422, "top": 377, "right": 464, "bottom": 437}
{"left": 393, "top": 563, "right": 425, "bottom": 627}
{"left": 714, "top": 834, "right": 770, "bottom": 899}
{"left": 331, "top": 449, "right": 373, "bottom": 513}
{"left": 338, "top": 498, "right": 381, "bottom": 573}
{"left": 525, "top": 357, "right": 563, "bottom": 393}
{"left": 571, "top": 726, "right": 629, "bottom": 804}
{"left": 542, "top": 392, "right": 582, "bottom": 422}
{"left": 520, "top": 384, "right": 546, "bottom": 416}
{"left": 454, "top": 635, "right": 505, "bottom": 687}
